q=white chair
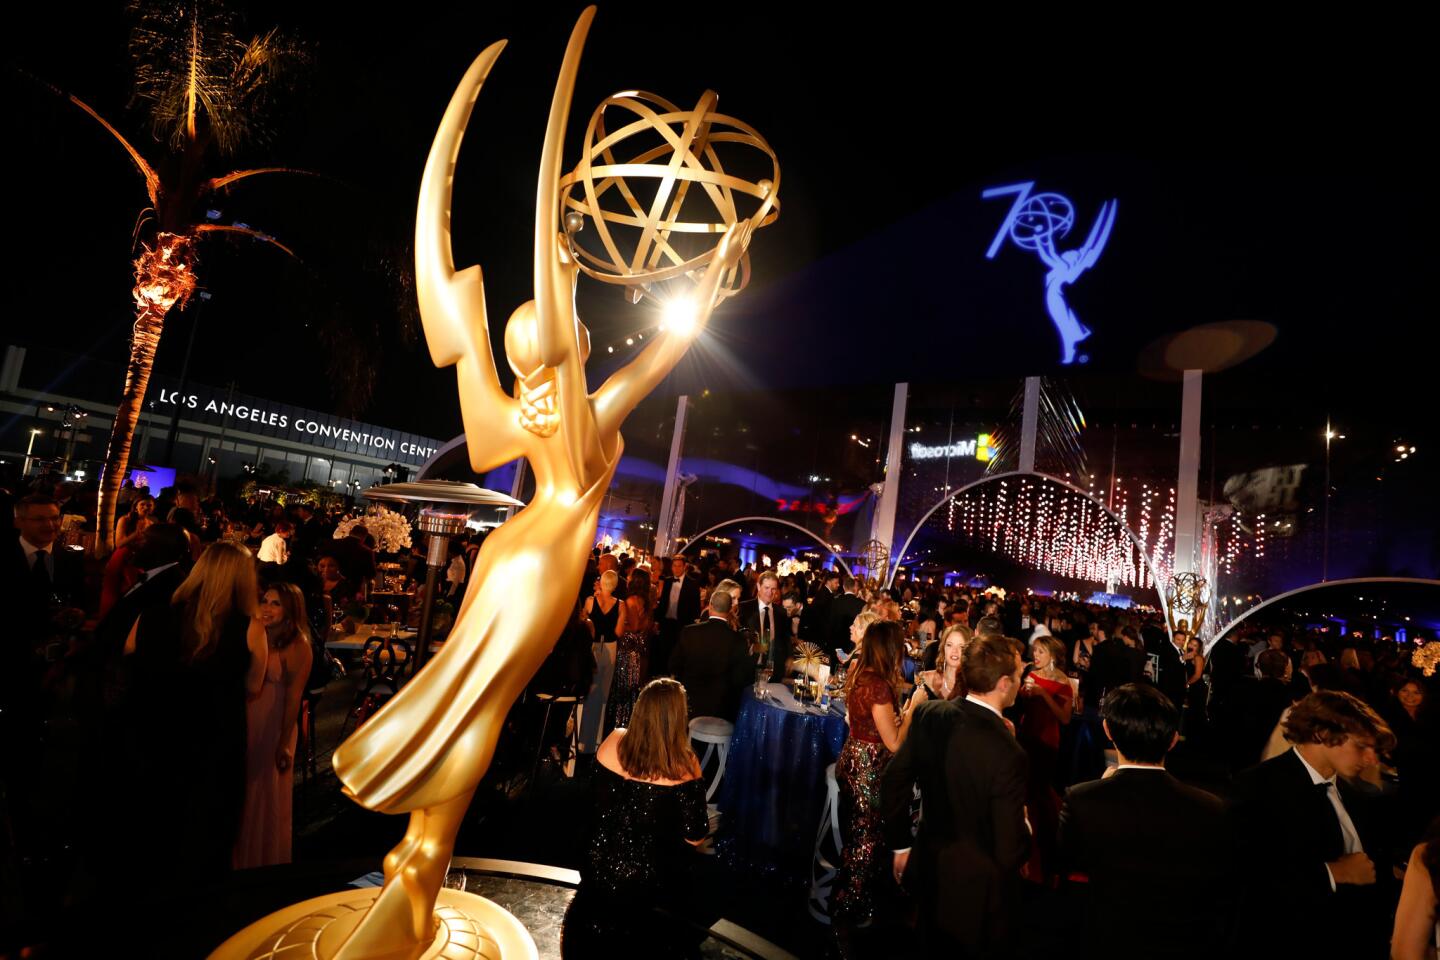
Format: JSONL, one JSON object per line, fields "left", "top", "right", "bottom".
{"left": 807, "top": 762, "right": 843, "bottom": 924}
{"left": 688, "top": 716, "right": 734, "bottom": 803}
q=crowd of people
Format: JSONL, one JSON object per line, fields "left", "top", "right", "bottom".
{"left": 5, "top": 464, "right": 1438, "bottom": 958}
{"left": 2, "top": 471, "right": 497, "bottom": 951}
{"left": 535, "top": 548, "right": 1439, "bottom": 958}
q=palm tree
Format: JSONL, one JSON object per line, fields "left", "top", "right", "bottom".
{"left": 57, "top": 2, "right": 309, "bottom": 550}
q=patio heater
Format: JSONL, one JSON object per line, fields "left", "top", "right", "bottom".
{"left": 363, "top": 480, "right": 523, "bottom": 675}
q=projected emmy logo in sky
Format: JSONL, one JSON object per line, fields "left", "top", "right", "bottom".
{"left": 984, "top": 182, "right": 1116, "bottom": 365}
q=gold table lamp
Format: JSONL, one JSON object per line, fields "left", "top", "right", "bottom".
{"left": 209, "top": 8, "right": 775, "bottom": 959}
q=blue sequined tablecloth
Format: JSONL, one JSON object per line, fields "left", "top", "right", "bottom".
{"left": 714, "top": 684, "right": 847, "bottom": 888}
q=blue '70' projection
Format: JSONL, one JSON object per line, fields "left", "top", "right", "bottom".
{"left": 983, "top": 182, "right": 1117, "bottom": 365}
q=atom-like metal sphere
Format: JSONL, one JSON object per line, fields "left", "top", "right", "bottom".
{"left": 558, "top": 89, "right": 780, "bottom": 303}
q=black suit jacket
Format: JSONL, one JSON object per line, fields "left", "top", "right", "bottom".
{"left": 801, "top": 585, "right": 833, "bottom": 641}
{"left": 4, "top": 538, "right": 87, "bottom": 713}
{"left": 1057, "top": 769, "right": 1233, "bottom": 958}
{"left": 1083, "top": 637, "right": 1144, "bottom": 706}
{"left": 1143, "top": 629, "right": 1188, "bottom": 707}
{"left": 1232, "top": 748, "right": 1393, "bottom": 957}
{"left": 654, "top": 575, "right": 701, "bottom": 626}
{"left": 881, "top": 698, "right": 1030, "bottom": 953}
{"left": 826, "top": 592, "right": 866, "bottom": 655}
{"left": 667, "top": 617, "right": 752, "bottom": 721}
{"left": 736, "top": 597, "right": 793, "bottom": 682}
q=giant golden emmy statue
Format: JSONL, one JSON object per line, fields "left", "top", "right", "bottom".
{"left": 210, "top": 8, "right": 776, "bottom": 959}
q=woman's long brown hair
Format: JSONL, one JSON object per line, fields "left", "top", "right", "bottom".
{"left": 262, "top": 582, "right": 313, "bottom": 651}
{"left": 844, "top": 620, "right": 906, "bottom": 704}
{"left": 617, "top": 678, "right": 699, "bottom": 782}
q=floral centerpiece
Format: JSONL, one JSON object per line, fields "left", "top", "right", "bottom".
{"left": 1413, "top": 641, "right": 1440, "bottom": 678}
{"left": 334, "top": 505, "right": 414, "bottom": 553}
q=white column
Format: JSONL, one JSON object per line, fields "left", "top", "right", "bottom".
{"left": 653, "top": 395, "right": 690, "bottom": 558}
{"left": 1018, "top": 376, "right": 1040, "bottom": 474}
{"left": 1173, "top": 369, "right": 1204, "bottom": 575}
{"left": 872, "top": 382, "right": 908, "bottom": 578}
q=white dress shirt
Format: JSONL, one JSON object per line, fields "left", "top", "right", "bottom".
{"left": 258, "top": 532, "right": 289, "bottom": 565}
{"left": 666, "top": 577, "right": 684, "bottom": 620}
{"left": 1293, "top": 747, "right": 1363, "bottom": 891}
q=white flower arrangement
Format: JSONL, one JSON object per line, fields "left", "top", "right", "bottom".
{"left": 334, "top": 505, "right": 414, "bottom": 553}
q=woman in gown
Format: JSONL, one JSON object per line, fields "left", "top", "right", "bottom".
{"left": 1018, "top": 633, "right": 1073, "bottom": 883}
{"left": 562, "top": 678, "right": 709, "bottom": 958}
{"left": 123, "top": 541, "right": 267, "bottom": 890}
{"left": 607, "top": 567, "right": 654, "bottom": 731}
{"left": 234, "top": 583, "right": 313, "bottom": 868}
{"left": 579, "top": 569, "right": 626, "bottom": 753}
{"left": 916, "top": 622, "right": 969, "bottom": 700}
{"left": 831, "top": 621, "right": 925, "bottom": 936}
{"left": 325, "top": 13, "right": 761, "bottom": 953}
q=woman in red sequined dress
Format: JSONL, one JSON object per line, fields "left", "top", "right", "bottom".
{"left": 831, "top": 620, "right": 926, "bottom": 931}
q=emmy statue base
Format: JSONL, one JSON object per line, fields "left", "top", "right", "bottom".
{"left": 207, "top": 887, "right": 537, "bottom": 960}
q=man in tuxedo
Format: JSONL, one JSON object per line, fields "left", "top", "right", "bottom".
{"left": 654, "top": 556, "right": 702, "bottom": 678}
{"left": 1057, "top": 684, "right": 1233, "bottom": 958}
{"left": 1233, "top": 690, "right": 1396, "bottom": 957}
{"left": 1143, "top": 625, "right": 1188, "bottom": 707}
{"left": 9, "top": 494, "right": 86, "bottom": 668}
{"left": 737, "top": 571, "right": 793, "bottom": 681}
{"left": 881, "top": 634, "right": 1030, "bottom": 955}
{"left": 667, "top": 590, "right": 752, "bottom": 721}
{"left": 1227, "top": 648, "right": 1298, "bottom": 769}
{"left": 1084, "top": 622, "right": 1143, "bottom": 707}
{"left": 825, "top": 571, "right": 866, "bottom": 657}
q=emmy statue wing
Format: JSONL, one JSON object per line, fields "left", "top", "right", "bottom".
{"left": 415, "top": 40, "right": 523, "bottom": 473}
{"left": 1077, "top": 200, "right": 1117, "bottom": 272}
{"left": 534, "top": 7, "right": 597, "bottom": 371}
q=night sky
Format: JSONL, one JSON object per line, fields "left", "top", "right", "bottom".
{"left": 9, "top": 3, "right": 1433, "bottom": 448}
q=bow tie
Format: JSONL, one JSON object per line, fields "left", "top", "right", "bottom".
{"left": 1315, "top": 780, "right": 1336, "bottom": 797}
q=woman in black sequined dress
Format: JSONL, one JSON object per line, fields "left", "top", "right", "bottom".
{"left": 562, "top": 678, "right": 709, "bottom": 958}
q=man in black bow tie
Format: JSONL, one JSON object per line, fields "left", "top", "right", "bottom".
{"left": 1233, "top": 690, "right": 1396, "bottom": 958}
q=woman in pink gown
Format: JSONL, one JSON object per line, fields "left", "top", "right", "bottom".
{"left": 234, "top": 582, "right": 313, "bottom": 868}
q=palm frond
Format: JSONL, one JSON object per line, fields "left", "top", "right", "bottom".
{"left": 66, "top": 93, "right": 162, "bottom": 206}
{"left": 194, "top": 222, "right": 298, "bottom": 259}
{"left": 202, "top": 166, "right": 322, "bottom": 193}
{"left": 128, "top": 1, "right": 309, "bottom": 155}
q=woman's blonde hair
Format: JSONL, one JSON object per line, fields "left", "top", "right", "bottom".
{"left": 599, "top": 569, "right": 618, "bottom": 592}
{"left": 618, "top": 678, "right": 698, "bottom": 782}
{"left": 851, "top": 609, "right": 882, "bottom": 638}
{"left": 261, "top": 581, "right": 313, "bottom": 651}
{"left": 171, "top": 541, "right": 258, "bottom": 660}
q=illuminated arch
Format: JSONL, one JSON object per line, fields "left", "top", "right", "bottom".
{"left": 889, "top": 470, "right": 1173, "bottom": 636}
{"left": 1211, "top": 577, "right": 1440, "bottom": 650}
{"left": 676, "top": 516, "right": 855, "bottom": 579}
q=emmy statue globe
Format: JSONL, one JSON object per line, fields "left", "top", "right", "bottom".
{"left": 209, "top": 7, "right": 776, "bottom": 960}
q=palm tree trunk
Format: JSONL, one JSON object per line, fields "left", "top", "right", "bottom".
{"left": 97, "top": 301, "right": 168, "bottom": 552}
{"left": 97, "top": 233, "right": 196, "bottom": 552}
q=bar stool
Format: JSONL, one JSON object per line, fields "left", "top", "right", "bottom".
{"left": 532, "top": 692, "right": 582, "bottom": 782}
{"left": 688, "top": 716, "right": 734, "bottom": 803}
{"left": 807, "top": 762, "right": 843, "bottom": 923}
